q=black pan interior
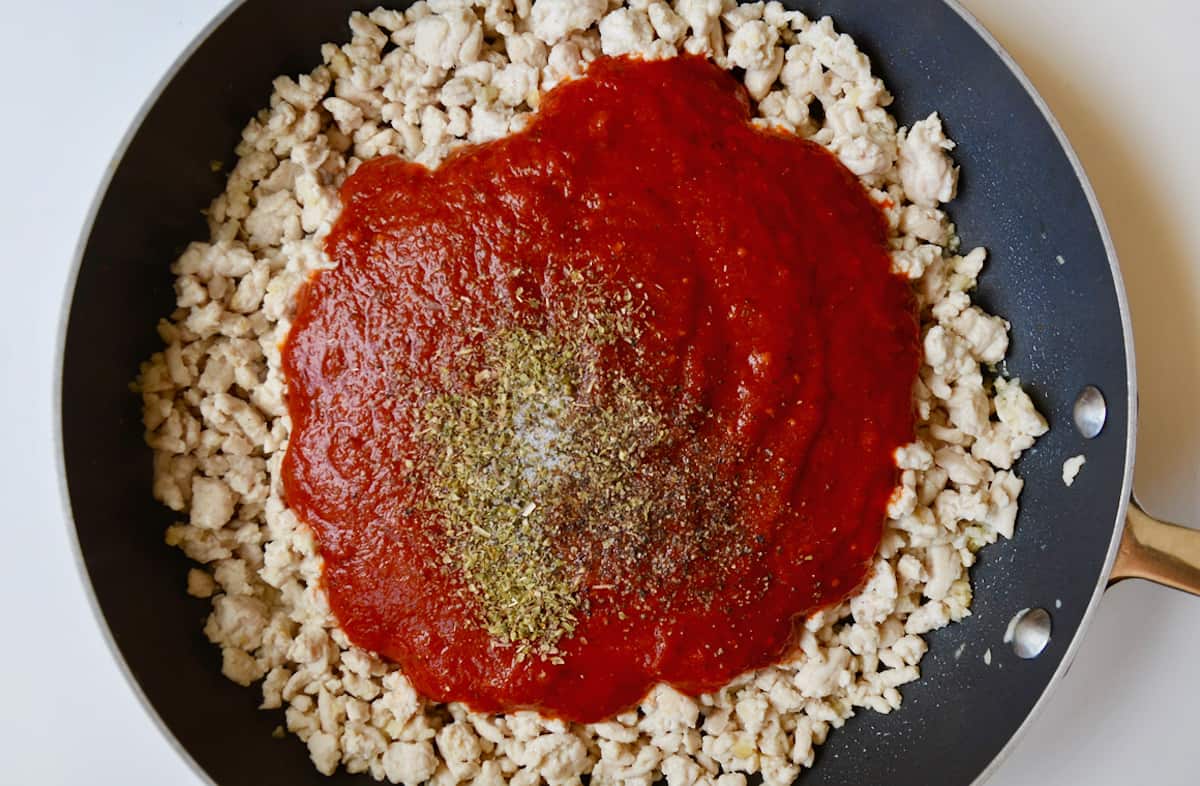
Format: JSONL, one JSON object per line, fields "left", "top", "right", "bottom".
{"left": 61, "top": 1, "right": 1131, "bottom": 784}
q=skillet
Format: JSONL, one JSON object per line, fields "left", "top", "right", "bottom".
{"left": 57, "top": 0, "right": 1200, "bottom": 783}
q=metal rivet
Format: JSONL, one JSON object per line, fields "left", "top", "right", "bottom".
{"left": 1073, "top": 386, "right": 1107, "bottom": 439}
{"left": 1006, "top": 608, "right": 1052, "bottom": 659}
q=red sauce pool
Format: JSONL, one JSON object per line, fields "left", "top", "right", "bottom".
{"left": 282, "top": 55, "right": 919, "bottom": 722}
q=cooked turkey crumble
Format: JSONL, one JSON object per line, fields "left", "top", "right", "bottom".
{"left": 1062, "top": 454, "right": 1086, "bottom": 487}
{"left": 133, "top": 1, "right": 1049, "bottom": 783}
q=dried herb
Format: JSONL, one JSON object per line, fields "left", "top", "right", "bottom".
{"left": 415, "top": 270, "right": 750, "bottom": 657}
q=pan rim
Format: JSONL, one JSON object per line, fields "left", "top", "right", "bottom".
{"left": 54, "top": 2, "right": 251, "bottom": 784}
{"left": 52, "top": 2, "right": 1139, "bottom": 785}
{"left": 938, "top": 2, "right": 1138, "bottom": 783}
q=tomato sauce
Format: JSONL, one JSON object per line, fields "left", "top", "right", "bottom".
{"left": 282, "top": 55, "right": 920, "bottom": 722}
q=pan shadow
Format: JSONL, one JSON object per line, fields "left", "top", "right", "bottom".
{"left": 976, "top": 31, "right": 1200, "bottom": 785}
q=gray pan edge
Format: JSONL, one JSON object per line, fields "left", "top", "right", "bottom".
{"left": 938, "top": 1, "right": 1136, "bottom": 782}
{"left": 53, "top": 3, "right": 259, "bottom": 785}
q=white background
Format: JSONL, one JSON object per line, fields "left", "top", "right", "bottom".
{"left": 1, "top": 0, "right": 1197, "bottom": 783}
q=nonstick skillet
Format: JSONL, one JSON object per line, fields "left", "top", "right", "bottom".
{"left": 57, "top": 1, "right": 1200, "bottom": 784}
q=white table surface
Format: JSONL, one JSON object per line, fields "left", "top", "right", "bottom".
{"left": 2, "top": 1, "right": 1197, "bottom": 783}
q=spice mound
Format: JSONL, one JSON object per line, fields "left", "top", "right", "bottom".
{"left": 281, "top": 54, "right": 920, "bottom": 722}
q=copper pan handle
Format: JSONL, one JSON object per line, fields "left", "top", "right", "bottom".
{"left": 1109, "top": 502, "right": 1200, "bottom": 595}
